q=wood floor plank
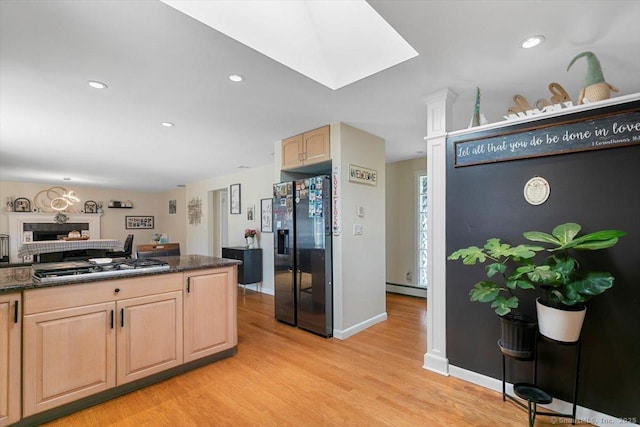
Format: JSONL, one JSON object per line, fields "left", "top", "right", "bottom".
{"left": 41, "top": 291, "right": 590, "bottom": 426}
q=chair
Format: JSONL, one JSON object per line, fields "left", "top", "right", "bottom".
{"left": 106, "top": 234, "right": 134, "bottom": 259}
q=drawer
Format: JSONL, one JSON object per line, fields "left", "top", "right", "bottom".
{"left": 24, "top": 273, "right": 183, "bottom": 315}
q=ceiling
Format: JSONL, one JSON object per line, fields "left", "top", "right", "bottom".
{"left": 1, "top": 0, "right": 639, "bottom": 192}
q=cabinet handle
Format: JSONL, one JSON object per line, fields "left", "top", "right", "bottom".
{"left": 187, "top": 277, "right": 191, "bottom": 293}
{"left": 110, "top": 310, "right": 114, "bottom": 329}
{"left": 14, "top": 300, "right": 19, "bottom": 324}
{"left": 120, "top": 308, "right": 124, "bottom": 327}
{"left": 114, "top": 288, "right": 120, "bottom": 293}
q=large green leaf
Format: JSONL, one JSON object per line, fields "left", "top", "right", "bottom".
{"left": 506, "top": 279, "right": 535, "bottom": 290}
{"left": 552, "top": 223, "right": 581, "bottom": 244}
{"left": 469, "top": 281, "right": 500, "bottom": 302}
{"left": 571, "top": 272, "right": 614, "bottom": 296}
{"left": 490, "top": 296, "right": 519, "bottom": 316}
{"left": 484, "top": 238, "right": 511, "bottom": 258}
{"left": 523, "top": 231, "right": 561, "bottom": 245}
{"left": 448, "top": 246, "right": 486, "bottom": 264}
{"left": 486, "top": 262, "right": 506, "bottom": 278}
{"left": 526, "top": 265, "right": 561, "bottom": 285}
{"left": 568, "top": 230, "right": 626, "bottom": 250}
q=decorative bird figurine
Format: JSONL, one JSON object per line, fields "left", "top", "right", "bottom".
{"left": 567, "top": 51, "right": 619, "bottom": 104}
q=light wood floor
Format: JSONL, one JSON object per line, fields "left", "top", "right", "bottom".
{"left": 43, "top": 290, "right": 578, "bottom": 426}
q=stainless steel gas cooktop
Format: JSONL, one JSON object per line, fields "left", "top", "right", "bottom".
{"left": 32, "top": 258, "right": 171, "bottom": 283}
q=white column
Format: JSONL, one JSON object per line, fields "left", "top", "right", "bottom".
{"left": 423, "top": 88, "right": 456, "bottom": 375}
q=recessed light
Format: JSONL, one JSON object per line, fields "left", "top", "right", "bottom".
{"left": 521, "top": 35, "right": 545, "bottom": 49}
{"left": 88, "top": 80, "right": 108, "bottom": 89}
{"left": 229, "top": 74, "right": 244, "bottom": 82}
{"left": 161, "top": 122, "right": 175, "bottom": 127}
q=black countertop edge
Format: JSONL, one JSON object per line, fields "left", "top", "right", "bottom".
{"left": 0, "top": 255, "right": 242, "bottom": 293}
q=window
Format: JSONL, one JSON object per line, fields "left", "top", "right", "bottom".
{"left": 418, "top": 174, "right": 428, "bottom": 289}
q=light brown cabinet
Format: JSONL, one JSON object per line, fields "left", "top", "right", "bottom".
{"left": 183, "top": 267, "right": 237, "bottom": 363}
{"left": 281, "top": 125, "right": 330, "bottom": 170}
{"left": 0, "top": 292, "right": 21, "bottom": 427}
{"left": 116, "top": 291, "right": 183, "bottom": 385}
{"left": 22, "top": 301, "right": 116, "bottom": 416}
{"left": 22, "top": 273, "right": 183, "bottom": 416}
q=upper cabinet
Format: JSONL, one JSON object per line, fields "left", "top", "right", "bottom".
{"left": 282, "top": 125, "right": 330, "bottom": 170}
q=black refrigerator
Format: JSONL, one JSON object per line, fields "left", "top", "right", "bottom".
{"left": 273, "top": 176, "right": 332, "bottom": 337}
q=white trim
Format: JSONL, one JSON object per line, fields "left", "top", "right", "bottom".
{"left": 239, "top": 283, "right": 273, "bottom": 296}
{"left": 332, "top": 312, "right": 387, "bottom": 340}
{"left": 386, "top": 284, "right": 426, "bottom": 298}
{"left": 423, "top": 353, "right": 449, "bottom": 376}
{"left": 449, "top": 365, "right": 639, "bottom": 427}
{"left": 447, "top": 92, "right": 640, "bottom": 138}
{"left": 5, "top": 212, "right": 102, "bottom": 262}
{"left": 424, "top": 133, "right": 449, "bottom": 375}
{"left": 422, "top": 88, "right": 456, "bottom": 376}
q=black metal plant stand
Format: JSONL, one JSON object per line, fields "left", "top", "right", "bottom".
{"left": 501, "top": 332, "right": 581, "bottom": 425}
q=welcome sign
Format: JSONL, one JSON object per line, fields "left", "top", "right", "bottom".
{"left": 452, "top": 108, "right": 640, "bottom": 167}
{"left": 348, "top": 164, "right": 378, "bottom": 186}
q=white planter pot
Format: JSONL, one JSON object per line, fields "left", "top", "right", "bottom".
{"left": 536, "top": 298, "right": 586, "bottom": 343}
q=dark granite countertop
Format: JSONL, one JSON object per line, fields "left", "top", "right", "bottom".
{"left": 0, "top": 255, "right": 241, "bottom": 294}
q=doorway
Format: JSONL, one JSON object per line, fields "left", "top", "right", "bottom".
{"left": 209, "top": 188, "right": 228, "bottom": 257}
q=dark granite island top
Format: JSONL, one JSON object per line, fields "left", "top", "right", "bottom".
{"left": 0, "top": 255, "right": 241, "bottom": 294}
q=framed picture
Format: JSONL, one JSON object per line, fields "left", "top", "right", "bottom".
{"left": 125, "top": 215, "right": 155, "bottom": 229}
{"left": 247, "top": 205, "right": 255, "bottom": 221}
{"left": 84, "top": 200, "right": 98, "bottom": 213}
{"left": 169, "top": 199, "right": 176, "bottom": 214}
{"left": 14, "top": 197, "right": 31, "bottom": 212}
{"left": 261, "top": 198, "right": 273, "bottom": 233}
{"left": 230, "top": 183, "right": 241, "bottom": 214}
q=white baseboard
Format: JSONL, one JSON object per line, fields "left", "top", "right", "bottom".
{"left": 385, "top": 283, "right": 427, "bottom": 298}
{"left": 333, "top": 312, "right": 387, "bottom": 340}
{"left": 238, "top": 283, "right": 274, "bottom": 295}
{"left": 423, "top": 353, "right": 450, "bottom": 376}
{"left": 449, "top": 365, "right": 639, "bottom": 427}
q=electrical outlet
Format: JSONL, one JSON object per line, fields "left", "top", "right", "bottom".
{"left": 353, "top": 224, "right": 363, "bottom": 235}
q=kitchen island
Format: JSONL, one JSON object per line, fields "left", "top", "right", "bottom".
{"left": 0, "top": 255, "right": 240, "bottom": 427}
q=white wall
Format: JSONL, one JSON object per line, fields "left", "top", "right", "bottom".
{"left": 332, "top": 123, "right": 387, "bottom": 338}
{"left": 385, "top": 157, "right": 426, "bottom": 287}
{"left": 0, "top": 181, "right": 186, "bottom": 255}
{"left": 186, "top": 164, "right": 275, "bottom": 293}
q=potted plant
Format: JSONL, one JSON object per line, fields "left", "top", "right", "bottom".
{"left": 522, "top": 222, "right": 626, "bottom": 342}
{"left": 244, "top": 228, "right": 258, "bottom": 248}
{"left": 448, "top": 239, "right": 545, "bottom": 358}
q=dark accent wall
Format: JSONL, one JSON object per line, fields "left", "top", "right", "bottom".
{"left": 446, "top": 100, "right": 639, "bottom": 419}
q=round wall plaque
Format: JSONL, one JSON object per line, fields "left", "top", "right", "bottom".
{"left": 524, "top": 176, "right": 550, "bottom": 205}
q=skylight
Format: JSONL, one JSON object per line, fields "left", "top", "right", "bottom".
{"left": 161, "top": 0, "right": 419, "bottom": 90}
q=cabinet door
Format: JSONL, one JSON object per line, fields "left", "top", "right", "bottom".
{"left": 303, "top": 125, "right": 330, "bottom": 165}
{"left": 23, "top": 302, "right": 116, "bottom": 417}
{"left": 117, "top": 291, "right": 183, "bottom": 384}
{"left": 281, "top": 134, "right": 304, "bottom": 169}
{"left": 184, "top": 268, "right": 238, "bottom": 362}
{"left": 0, "top": 293, "right": 21, "bottom": 427}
